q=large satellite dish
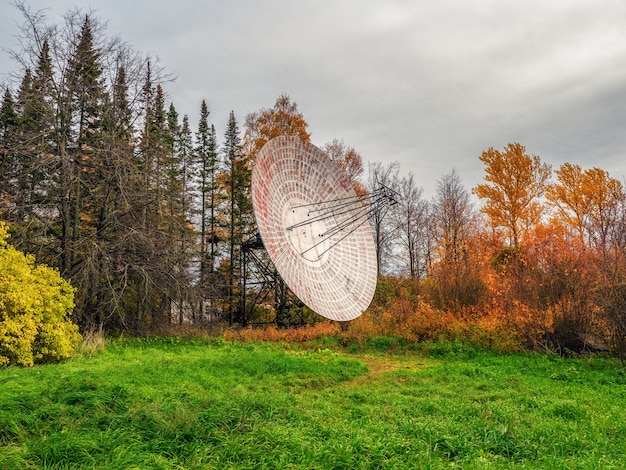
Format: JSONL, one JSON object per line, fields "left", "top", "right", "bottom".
{"left": 251, "top": 135, "right": 383, "bottom": 321}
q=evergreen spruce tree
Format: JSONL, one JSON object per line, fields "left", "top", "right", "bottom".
{"left": 11, "top": 39, "right": 55, "bottom": 252}
{"left": 222, "top": 110, "right": 251, "bottom": 324}
{"left": 60, "top": 15, "right": 110, "bottom": 326}
{"left": 0, "top": 89, "right": 18, "bottom": 135}
{"left": 178, "top": 114, "right": 194, "bottom": 225}
{"left": 130, "top": 80, "right": 171, "bottom": 328}
{"left": 195, "top": 100, "right": 221, "bottom": 279}
{"left": 0, "top": 88, "right": 18, "bottom": 218}
{"left": 207, "top": 123, "right": 219, "bottom": 261}
{"left": 75, "top": 61, "right": 141, "bottom": 329}
{"left": 51, "top": 15, "right": 107, "bottom": 278}
{"left": 14, "top": 41, "right": 53, "bottom": 222}
{"left": 165, "top": 103, "right": 182, "bottom": 224}
{"left": 194, "top": 102, "right": 224, "bottom": 319}
{"left": 168, "top": 110, "right": 197, "bottom": 323}
{"left": 151, "top": 85, "right": 167, "bottom": 220}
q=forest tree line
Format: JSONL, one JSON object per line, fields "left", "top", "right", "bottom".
{"left": 1, "top": 6, "right": 626, "bottom": 355}
{"left": 0, "top": 7, "right": 363, "bottom": 332}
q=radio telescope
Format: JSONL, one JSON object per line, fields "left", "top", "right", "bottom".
{"left": 251, "top": 135, "right": 395, "bottom": 321}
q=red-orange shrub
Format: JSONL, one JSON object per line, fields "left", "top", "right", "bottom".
{"left": 224, "top": 321, "right": 340, "bottom": 343}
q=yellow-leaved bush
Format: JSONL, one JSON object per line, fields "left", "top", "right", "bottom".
{"left": 0, "top": 222, "right": 81, "bottom": 366}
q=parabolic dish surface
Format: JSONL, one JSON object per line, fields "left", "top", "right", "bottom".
{"left": 251, "top": 135, "right": 377, "bottom": 321}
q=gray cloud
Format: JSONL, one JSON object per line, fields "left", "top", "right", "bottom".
{"left": 1, "top": 0, "right": 625, "bottom": 198}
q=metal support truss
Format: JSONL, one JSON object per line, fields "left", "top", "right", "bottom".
{"left": 240, "top": 233, "right": 301, "bottom": 326}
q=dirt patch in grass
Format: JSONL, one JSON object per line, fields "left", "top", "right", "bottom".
{"left": 343, "top": 354, "right": 432, "bottom": 386}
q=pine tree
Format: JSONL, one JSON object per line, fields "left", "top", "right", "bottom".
{"left": 0, "top": 88, "right": 18, "bottom": 218}
{"left": 71, "top": 17, "right": 104, "bottom": 151}
{"left": 14, "top": 39, "right": 54, "bottom": 222}
{"left": 164, "top": 106, "right": 195, "bottom": 267}
{"left": 53, "top": 15, "right": 107, "bottom": 277}
{"left": 129, "top": 80, "right": 171, "bottom": 328}
{"left": 59, "top": 15, "right": 110, "bottom": 326}
{"left": 76, "top": 62, "right": 138, "bottom": 329}
{"left": 194, "top": 103, "right": 224, "bottom": 320}
{"left": 165, "top": 103, "right": 182, "bottom": 224}
{"left": 0, "top": 89, "right": 18, "bottom": 135}
{"left": 11, "top": 38, "right": 55, "bottom": 250}
{"left": 178, "top": 114, "right": 194, "bottom": 224}
{"left": 221, "top": 110, "right": 252, "bottom": 324}
{"left": 171, "top": 111, "right": 198, "bottom": 323}
{"left": 195, "top": 100, "right": 221, "bottom": 279}
{"left": 207, "top": 123, "right": 219, "bottom": 260}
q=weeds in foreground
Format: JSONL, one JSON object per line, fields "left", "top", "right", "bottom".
{"left": 76, "top": 325, "right": 106, "bottom": 356}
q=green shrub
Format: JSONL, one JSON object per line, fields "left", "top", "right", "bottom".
{"left": 0, "top": 222, "right": 81, "bottom": 366}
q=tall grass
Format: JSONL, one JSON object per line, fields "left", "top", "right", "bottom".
{"left": 1, "top": 338, "right": 625, "bottom": 468}
{"left": 76, "top": 325, "right": 106, "bottom": 357}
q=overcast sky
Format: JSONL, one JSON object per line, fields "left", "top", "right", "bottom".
{"left": 1, "top": 1, "right": 625, "bottom": 199}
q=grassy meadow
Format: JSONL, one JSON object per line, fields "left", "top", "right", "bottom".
{"left": 1, "top": 337, "right": 625, "bottom": 469}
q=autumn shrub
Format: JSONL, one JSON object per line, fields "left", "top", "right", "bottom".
{"left": 404, "top": 301, "right": 466, "bottom": 341}
{"left": 596, "top": 260, "right": 626, "bottom": 360}
{"left": 462, "top": 308, "right": 517, "bottom": 352}
{"left": 601, "top": 282, "right": 626, "bottom": 360}
{"left": 0, "top": 223, "right": 81, "bottom": 366}
{"left": 424, "top": 274, "right": 488, "bottom": 313}
{"left": 225, "top": 302, "right": 524, "bottom": 352}
{"left": 367, "top": 276, "right": 510, "bottom": 347}
{"left": 224, "top": 321, "right": 341, "bottom": 343}
{"left": 492, "top": 225, "right": 610, "bottom": 354}
{"left": 372, "top": 276, "right": 422, "bottom": 310}
{"left": 226, "top": 272, "right": 524, "bottom": 353}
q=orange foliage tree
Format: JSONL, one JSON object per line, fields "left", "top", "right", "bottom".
{"left": 546, "top": 163, "right": 590, "bottom": 245}
{"left": 243, "top": 93, "right": 311, "bottom": 161}
{"left": 473, "top": 143, "right": 551, "bottom": 246}
{"left": 547, "top": 163, "right": 625, "bottom": 253}
{"left": 582, "top": 168, "right": 624, "bottom": 255}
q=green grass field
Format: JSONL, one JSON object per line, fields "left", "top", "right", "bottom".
{"left": 1, "top": 337, "right": 625, "bottom": 469}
